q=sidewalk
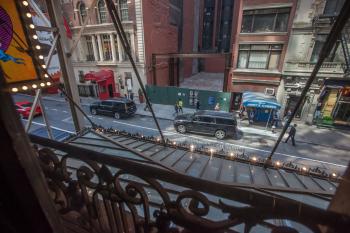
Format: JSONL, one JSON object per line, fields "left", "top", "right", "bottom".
{"left": 40, "top": 93, "right": 350, "bottom": 151}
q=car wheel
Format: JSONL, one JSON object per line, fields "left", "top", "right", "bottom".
{"left": 91, "top": 108, "right": 97, "bottom": 115}
{"left": 215, "top": 130, "right": 226, "bottom": 140}
{"left": 114, "top": 112, "right": 120, "bottom": 119}
{"left": 176, "top": 124, "right": 186, "bottom": 133}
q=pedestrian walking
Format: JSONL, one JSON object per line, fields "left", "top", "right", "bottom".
{"left": 248, "top": 109, "right": 255, "bottom": 124}
{"left": 196, "top": 100, "right": 200, "bottom": 111}
{"left": 144, "top": 98, "right": 152, "bottom": 111}
{"left": 178, "top": 98, "right": 183, "bottom": 113}
{"left": 130, "top": 92, "right": 134, "bottom": 101}
{"left": 174, "top": 101, "right": 179, "bottom": 116}
{"left": 284, "top": 109, "right": 292, "bottom": 125}
{"left": 214, "top": 103, "right": 220, "bottom": 111}
{"left": 285, "top": 124, "right": 297, "bottom": 146}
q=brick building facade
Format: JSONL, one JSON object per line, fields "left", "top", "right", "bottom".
{"left": 228, "top": 0, "right": 298, "bottom": 110}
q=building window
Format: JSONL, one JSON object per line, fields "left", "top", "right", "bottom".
{"left": 169, "top": 0, "right": 182, "bottom": 26}
{"left": 97, "top": 0, "right": 108, "bottom": 24}
{"left": 202, "top": 0, "right": 215, "bottom": 50}
{"left": 323, "top": 0, "right": 345, "bottom": 16}
{"left": 85, "top": 36, "right": 95, "bottom": 61}
{"left": 78, "top": 70, "right": 85, "bottom": 83}
{"left": 120, "top": 0, "right": 129, "bottom": 21}
{"left": 237, "top": 44, "right": 283, "bottom": 69}
{"left": 123, "top": 33, "right": 131, "bottom": 61}
{"left": 217, "top": 0, "right": 234, "bottom": 52}
{"left": 310, "top": 35, "right": 327, "bottom": 63}
{"left": 241, "top": 8, "right": 290, "bottom": 33}
{"left": 78, "top": 2, "right": 87, "bottom": 25}
{"left": 114, "top": 35, "right": 119, "bottom": 58}
{"left": 101, "top": 34, "right": 112, "bottom": 61}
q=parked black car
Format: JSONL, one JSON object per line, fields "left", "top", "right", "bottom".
{"left": 90, "top": 99, "right": 137, "bottom": 119}
{"left": 174, "top": 110, "right": 237, "bottom": 139}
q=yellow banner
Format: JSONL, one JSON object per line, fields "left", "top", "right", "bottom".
{"left": 0, "top": 1, "right": 38, "bottom": 83}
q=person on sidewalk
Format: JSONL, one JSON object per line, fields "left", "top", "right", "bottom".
{"left": 284, "top": 109, "right": 292, "bottom": 125}
{"left": 248, "top": 109, "right": 255, "bottom": 124}
{"left": 196, "top": 100, "right": 200, "bottom": 111}
{"left": 178, "top": 98, "right": 183, "bottom": 114}
{"left": 144, "top": 98, "right": 152, "bottom": 111}
{"left": 285, "top": 124, "right": 297, "bottom": 146}
{"left": 174, "top": 101, "right": 179, "bottom": 116}
{"left": 214, "top": 103, "right": 220, "bottom": 111}
{"left": 130, "top": 92, "right": 134, "bottom": 101}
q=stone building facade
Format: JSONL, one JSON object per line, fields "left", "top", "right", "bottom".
{"left": 280, "top": 0, "right": 346, "bottom": 124}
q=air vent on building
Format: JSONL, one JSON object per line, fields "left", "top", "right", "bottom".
{"left": 265, "top": 88, "right": 275, "bottom": 96}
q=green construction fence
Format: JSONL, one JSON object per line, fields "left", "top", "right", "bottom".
{"left": 145, "top": 85, "right": 232, "bottom": 112}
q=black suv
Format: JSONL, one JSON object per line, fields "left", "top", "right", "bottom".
{"left": 174, "top": 110, "right": 237, "bottom": 139}
{"left": 90, "top": 99, "right": 137, "bottom": 119}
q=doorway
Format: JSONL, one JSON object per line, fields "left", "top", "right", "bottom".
{"left": 108, "top": 84, "right": 114, "bottom": 98}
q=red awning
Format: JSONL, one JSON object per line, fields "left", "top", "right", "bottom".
{"left": 84, "top": 70, "right": 114, "bottom": 82}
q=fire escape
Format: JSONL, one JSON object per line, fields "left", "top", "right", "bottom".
{"left": 341, "top": 29, "right": 350, "bottom": 75}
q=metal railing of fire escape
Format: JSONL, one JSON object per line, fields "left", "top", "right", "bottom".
{"left": 266, "top": 0, "right": 350, "bottom": 164}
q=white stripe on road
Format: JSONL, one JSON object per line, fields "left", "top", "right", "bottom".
{"left": 22, "top": 119, "right": 75, "bottom": 134}
{"left": 52, "top": 109, "right": 58, "bottom": 111}
{"left": 62, "top": 111, "right": 68, "bottom": 113}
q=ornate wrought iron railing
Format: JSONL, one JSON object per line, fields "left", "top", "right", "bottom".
{"left": 30, "top": 135, "right": 350, "bottom": 233}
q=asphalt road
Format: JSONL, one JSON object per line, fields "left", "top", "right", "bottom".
{"left": 12, "top": 94, "right": 349, "bottom": 174}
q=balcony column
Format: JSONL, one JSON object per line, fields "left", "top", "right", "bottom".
{"left": 117, "top": 35, "right": 123, "bottom": 62}
{"left": 97, "top": 34, "right": 104, "bottom": 61}
{"left": 110, "top": 33, "right": 117, "bottom": 62}
{"left": 91, "top": 35, "right": 99, "bottom": 61}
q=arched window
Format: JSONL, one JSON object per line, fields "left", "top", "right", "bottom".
{"left": 78, "top": 2, "right": 87, "bottom": 25}
{"left": 97, "top": 0, "right": 108, "bottom": 24}
{"left": 119, "top": 0, "right": 129, "bottom": 21}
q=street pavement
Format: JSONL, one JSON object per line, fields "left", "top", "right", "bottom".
{"left": 12, "top": 93, "right": 350, "bottom": 174}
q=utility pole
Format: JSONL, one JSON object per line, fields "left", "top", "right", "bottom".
{"left": 45, "top": 0, "right": 85, "bottom": 132}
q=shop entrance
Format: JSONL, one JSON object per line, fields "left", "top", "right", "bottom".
{"left": 285, "top": 95, "right": 306, "bottom": 119}
{"left": 334, "top": 102, "right": 350, "bottom": 122}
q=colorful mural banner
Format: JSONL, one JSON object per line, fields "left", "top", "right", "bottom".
{"left": 0, "top": 1, "right": 38, "bottom": 83}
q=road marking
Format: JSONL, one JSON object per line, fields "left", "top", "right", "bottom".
{"left": 62, "top": 116, "right": 73, "bottom": 123}
{"left": 22, "top": 119, "right": 75, "bottom": 134}
{"left": 62, "top": 111, "right": 68, "bottom": 113}
{"left": 109, "top": 119, "right": 347, "bottom": 168}
{"left": 98, "top": 117, "right": 103, "bottom": 120}
{"left": 52, "top": 108, "right": 58, "bottom": 111}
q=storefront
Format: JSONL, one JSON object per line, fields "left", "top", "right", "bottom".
{"left": 318, "top": 79, "right": 350, "bottom": 126}
{"left": 83, "top": 70, "right": 120, "bottom": 100}
{"left": 241, "top": 92, "right": 281, "bottom": 123}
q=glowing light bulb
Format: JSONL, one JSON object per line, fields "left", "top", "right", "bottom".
{"left": 26, "top": 13, "right": 32, "bottom": 18}
{"left": 22, "top": 1, "right": 29, "bottom": 6}
{"left": 29, "top": 24, "right": 35, "bottom": 29}
{"left": 32, "top": 84, "right": 37, "bottom": 88}
{"left": 11, "top": 87, "right": 18, "bottom": 92}
{"left": 39, "top": 55, "right": 44, "bottom": 59}
{"left": 42, "top": 64, "right": 46, "bottom": 69}
{"left": 46, "top": 82, "right": 51, "bottom": 86}
{"left": 35, "top": 45, "right": 41, "bottom": 50}
{"left": 40, "top": 83, "right": 45, "bottom": 87}
{"left": 22, "top": 86, "right": 28, "bottom": 90}
{"left": 33, "top": 35, "right": 38, "bottom": 40}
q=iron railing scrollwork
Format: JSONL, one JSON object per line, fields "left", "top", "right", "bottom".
{"left": 31, "top": 135, "right": 350, "bottom": 233}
